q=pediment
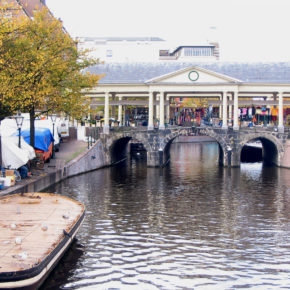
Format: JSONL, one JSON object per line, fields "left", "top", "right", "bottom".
{"left": 146, "top": 66, "right": 241, "bottom": 84}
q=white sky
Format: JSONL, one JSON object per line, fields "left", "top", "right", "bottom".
{"left": 46, "top": 0, "right": 290, "bottom": 62}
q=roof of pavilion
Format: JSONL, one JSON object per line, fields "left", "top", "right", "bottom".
{"left": 87, "top": 62, "right": 290, "bottom": 84}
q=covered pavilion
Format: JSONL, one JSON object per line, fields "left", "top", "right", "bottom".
{"left": 84, "top": 62, "right": 290, "bottom": 133}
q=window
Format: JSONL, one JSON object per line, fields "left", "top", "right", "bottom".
{"left": 184, "top": 47, "right": 213, "bottom": 57}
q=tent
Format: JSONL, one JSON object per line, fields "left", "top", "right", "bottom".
{"left": 1, "top": 136, "right": 35, "bottom": 169}
{"left": 20, "top": 128, "right": 54, "bottom": 152}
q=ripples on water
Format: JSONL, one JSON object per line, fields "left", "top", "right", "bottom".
{"left": 42, "top": 142, "right": 290, "bottom": 289}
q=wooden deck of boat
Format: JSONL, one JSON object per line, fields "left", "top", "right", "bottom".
{"left": 0, "top": 193, "right": 85, "bottom": 274}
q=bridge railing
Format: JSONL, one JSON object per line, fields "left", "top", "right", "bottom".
{"left": 99, "top": 125, "right": 194, "bottom": 136}
{"left": 192, "top": 125, "right": 290, "bottom": 137}
{"left": 85, "top": 127, "right": 101, "bottom": 148}
{"left": 95, "top": 124, "right": 289, "bottom": 139}
{"left": 110, "top": 126, "right": 148, "bottom": 133}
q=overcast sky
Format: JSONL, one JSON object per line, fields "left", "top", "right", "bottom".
{"left": 46, "top": 0, "right": 290, "bottom": 62}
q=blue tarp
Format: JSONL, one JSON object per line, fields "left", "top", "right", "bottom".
{"left": 18, "top": 128, "right": 54, "bottom": 152}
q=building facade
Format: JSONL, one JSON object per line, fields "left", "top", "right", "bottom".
{"left": 78, "top": 37, "right": 219, "bottom": 63}
{"left": 1, "top": 0, "right": 47, "bottom": 18}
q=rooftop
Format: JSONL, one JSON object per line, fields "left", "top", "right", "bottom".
{"left": 80, "top": 36, "right": 165, "bottom": 42}
{"left": 87, "top": 61, "right": 290, "bottom": 84}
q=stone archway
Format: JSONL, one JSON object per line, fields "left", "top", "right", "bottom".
{"left": 237, "top": 134, "right": 283, "bottom": 166}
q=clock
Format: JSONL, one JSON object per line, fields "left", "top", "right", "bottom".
{"left": 188, "top": 70, "right": 199, "bottom": 81}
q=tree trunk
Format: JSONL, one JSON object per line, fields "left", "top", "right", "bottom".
{"left": 0, "top": 121, "right": 2, "bottom": 167}
{"left": 29, "top": 108, "right": 35, "bottom": 148}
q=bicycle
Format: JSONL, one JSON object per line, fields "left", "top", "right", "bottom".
{"left": 30, "top": 156, "right": 44, "bottom": 170}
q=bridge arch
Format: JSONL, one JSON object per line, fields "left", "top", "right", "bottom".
{"left": 105, "top": 133, "right": 152, "bottom": 164}
{"left": 238, "top": 134, "right": 283, "bottom": 166}
{"left": 109, "top": 136, "right": 131, "bottom": 164}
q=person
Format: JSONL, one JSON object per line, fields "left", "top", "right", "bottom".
{"left": 252, "top": 115, "right": 256, "bottom": 124}
{"left": 19, "top": 165, "right": 28, "bottom": 178}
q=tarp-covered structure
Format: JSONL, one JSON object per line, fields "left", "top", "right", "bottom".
{"left": 20, "top": 128, "right": 54, "bottom": 152}
{"left": 1, "top": 136, "right": 35, "bottom": 169}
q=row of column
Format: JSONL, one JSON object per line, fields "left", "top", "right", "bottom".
{"left": 103, "top": 91, "right": 168, "bottom": 133}
{"left": 221, "top": 91, "right": 284, "bottom": 131}
{"left": 103, "top": 90, "right": 285, "bottom": 133}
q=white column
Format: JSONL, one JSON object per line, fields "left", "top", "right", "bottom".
{"left": 166, "top": 96, "right": 170, "bottom": 124}
{"left": 219, "top": 96, "right": 222, "bottom": 119}
{"left": 278, "top": 91, "right": 284, "bottom": 132}
{"left": 228, "top": 95, "right": 232, "bottom": 122}
{"left": 148, "top": 91, "right": 154, "bottom": 130}
{"left": 103, "top": 91, "right": 110, "bottom": 134}
{"left": 156, "top": 95, "right": 160, "bottom": 120}
{"left": 118, "top": 96, "right": 122, "bottom": 126}
{"left": 159, "top": 91, "right": 165, "bottom": 130}
{"left": 233, "top": 90, "right": 239, "bottom": 130}
{"left": 123, "top": 106, "right": 126, "bottom": 127}
{"left": 222, "top": 91, "right": 228, "bottom": 129}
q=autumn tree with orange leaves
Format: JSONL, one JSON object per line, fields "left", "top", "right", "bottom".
{"left": 0, "top": 4, "right": 102, "bottom": 147}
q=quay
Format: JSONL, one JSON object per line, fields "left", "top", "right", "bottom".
{"left": 0, "top": 137, "right": 105, "bottom": 197}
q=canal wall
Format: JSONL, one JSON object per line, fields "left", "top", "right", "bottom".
{"left": 281, "top": 139, "right": 290, "bottom": 168}
{"left": 63, "top": 140, "right": 108, "bottom": 178}
{"left": 0, "top": 139, "right": 109, "bottom": 196}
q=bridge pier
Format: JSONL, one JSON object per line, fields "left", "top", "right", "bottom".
{"left": 147, "top": 150, "right": 167, "bottom": 167}
{"left": 214, "top": 129, "right": 241, "bottom": 167}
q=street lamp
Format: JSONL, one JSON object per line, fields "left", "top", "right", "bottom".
{"left": 14, "top": 112, "right": 24, "bottom": 148}
{"left": 50, "top": 114, "right": 57, "bottom": 158}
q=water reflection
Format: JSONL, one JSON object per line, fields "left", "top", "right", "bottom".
{"left": 42, "top": 142, "right": 290, "bottom": 289}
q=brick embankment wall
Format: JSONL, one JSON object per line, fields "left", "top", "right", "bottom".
{"left": 1, "top": 170, "right": 64, "bottom": 195}
{"left": 64, "top": 140, "right": 108, "bottom": 178}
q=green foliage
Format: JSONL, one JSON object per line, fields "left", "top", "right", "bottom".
{"left": 0, "top": 4, "right": 102, "bottom": 146}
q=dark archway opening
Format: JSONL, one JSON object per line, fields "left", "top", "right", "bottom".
{"left": 110, "top": 137, "right": 131, "bottom": 164}
{"left": 260, "top": 138, "right": 278, "bottom": 165}
{"left": 241, "top": 140, "right": 263, "bottom": 162}
{"left": 241, "top": 138, "right": 278, "bottom": 165}
{"left": 129, "top": 139, "right": 147, "bottom": 161}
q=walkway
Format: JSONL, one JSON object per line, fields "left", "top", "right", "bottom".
{"left": 0, "top": 139, "right": 87, "bottom": 196}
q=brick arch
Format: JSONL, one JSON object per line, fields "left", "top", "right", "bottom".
{"left": 205, "top": 131, "right": 227, "bottom": 148}
{"left": 162, "top": 132, "right": 180, "bottom": 150}
{"left": 237, "top": 133, "right": 283, "bottom": 165}
{"left": 131, "top": 132, "right": 151, "bottom": 153}
{"left": 109, "top": 136, "right": 132, "bottom": 164}
{"left": 238, "top": 133, "right": 283, "bottom": 152}
{"left": 106, "top": 133, "right": 151, "bottom": 157}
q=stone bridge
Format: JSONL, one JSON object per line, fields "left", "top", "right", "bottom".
{"left": 196, "top": 127, "right": 289, "bottom": 167}
{"left": 99, "top": 126, "right": 290, "bottom": 168}
{"left": 100, "top": 127, "right": 192, "bottom": 167}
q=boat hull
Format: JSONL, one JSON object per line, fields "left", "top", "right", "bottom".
{"left": 0, "top": 193, "right": 85, "bottom": 289}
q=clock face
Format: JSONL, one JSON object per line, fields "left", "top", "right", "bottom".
{"left": 188, "top": 70, "right": 199, "bottom": 81}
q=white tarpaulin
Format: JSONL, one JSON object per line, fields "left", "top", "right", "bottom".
{"left": 0, "top": 117, "right": 60, "bottom": 146}
{"left": 1, "top": 136, "right": 36, "bottom": 169}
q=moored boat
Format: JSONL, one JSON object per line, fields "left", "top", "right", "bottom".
{"left": 0, "top": 192, "right": 85, "bottom": 289}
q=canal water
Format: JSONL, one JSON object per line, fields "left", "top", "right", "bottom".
{"left": 42, "top": 142, "right": 290, "bottom": 289}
